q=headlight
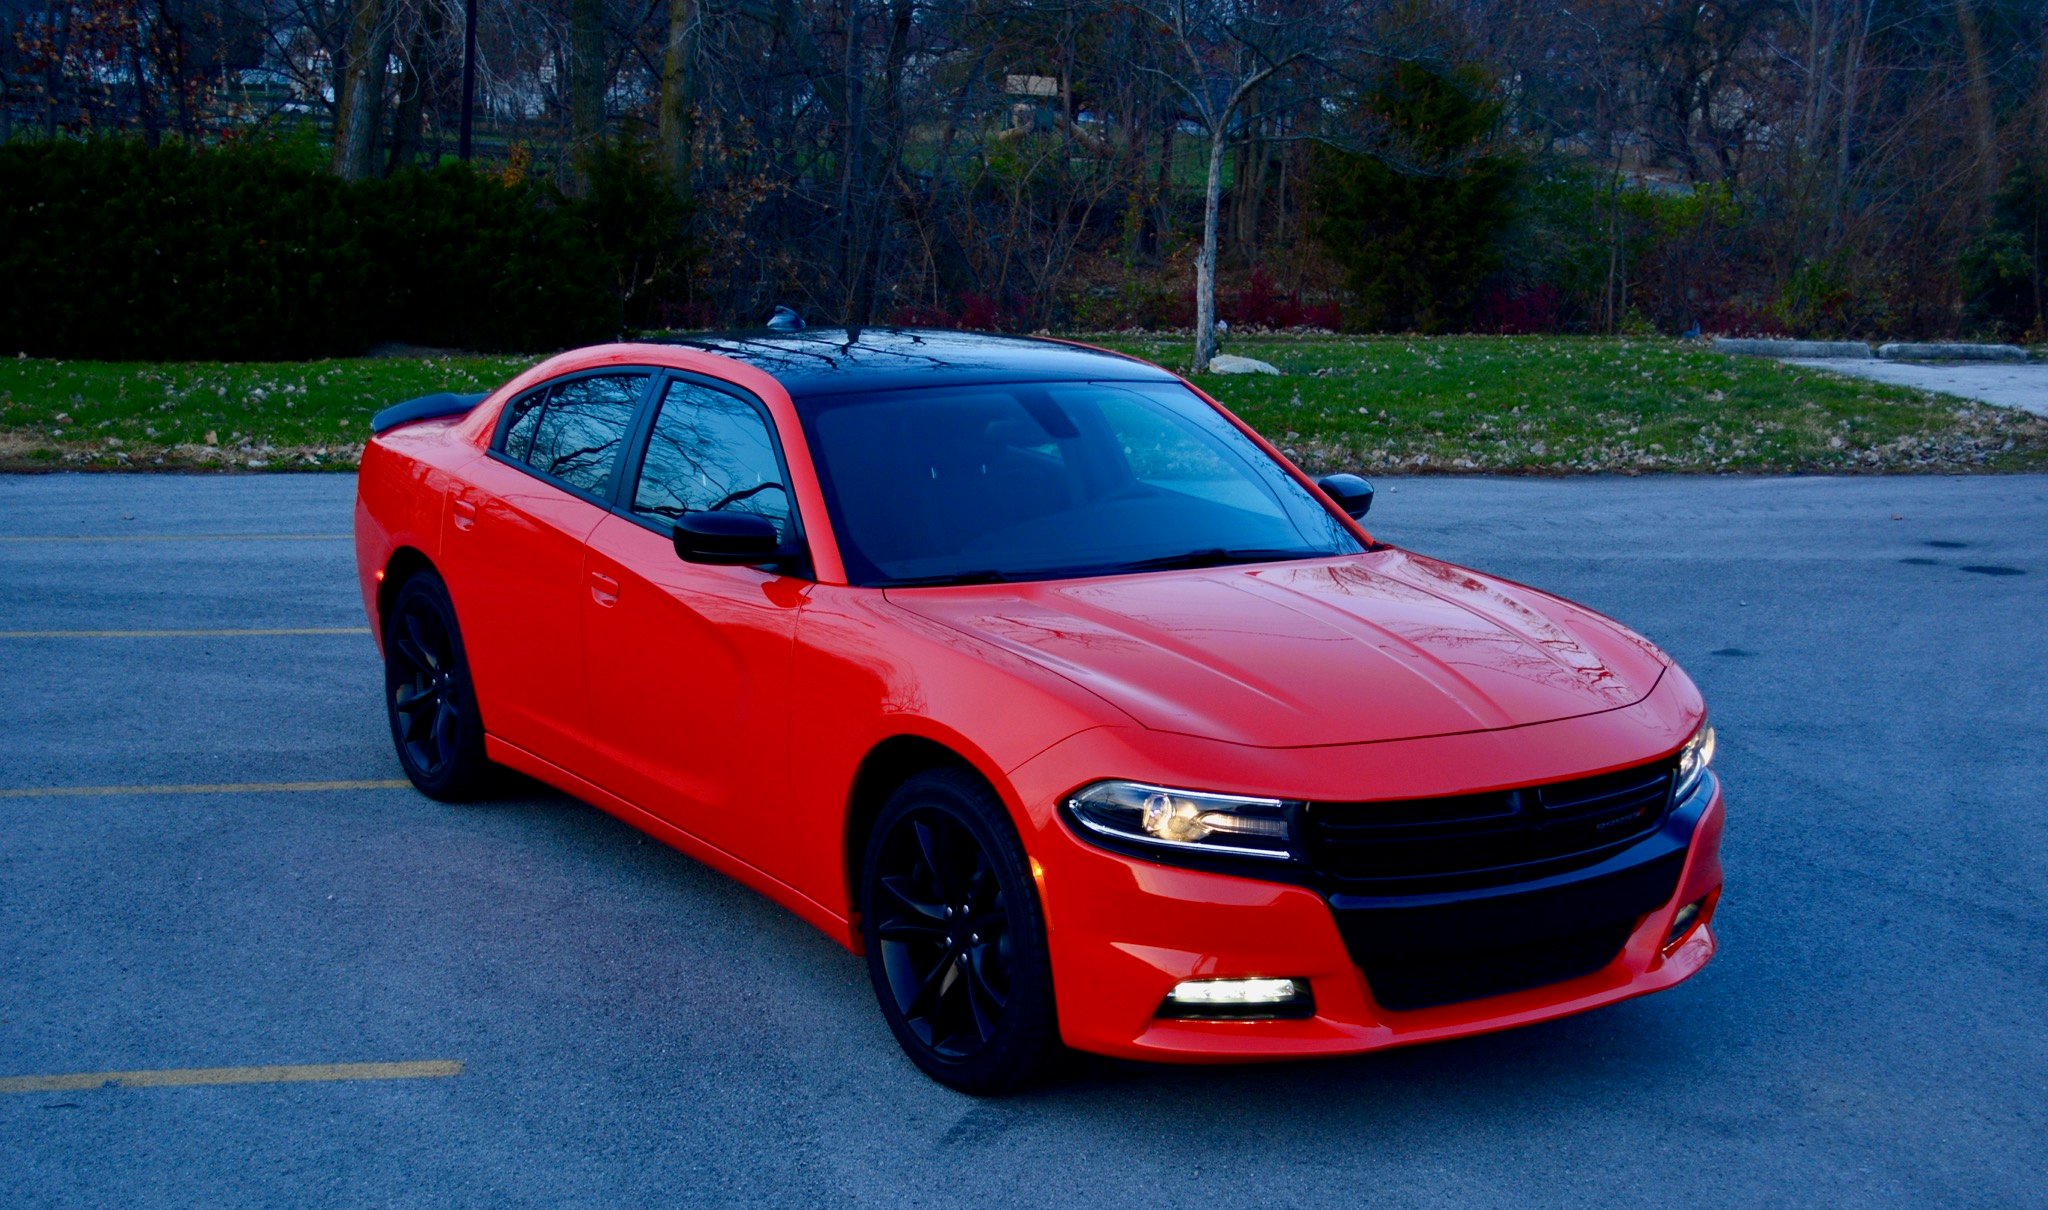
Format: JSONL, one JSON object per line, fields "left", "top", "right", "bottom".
{"left": 1673, "top": 720, "right": 1716, "bottom": 802}
{"left": 1064, "top": 781, "right": 1294, "bottom": 859}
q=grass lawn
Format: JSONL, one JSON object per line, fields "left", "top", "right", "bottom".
{"left": 0, "top": 354, "right": 534, "bottom": 471}
{"left": 1099, "top": 335, "right": 2048, "bottom": 474}
{"left": 1, "top": 335, "right": 2042, "bottom": 473}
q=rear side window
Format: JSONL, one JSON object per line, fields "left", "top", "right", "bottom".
{"left": 506, "top": 373, "right": 649, "bottom": 497}
{"left": 632, "top": 380, "right": 793, "bottom": 540}
{"left": 501, "top": 388, "right": 547, "bottom": 461}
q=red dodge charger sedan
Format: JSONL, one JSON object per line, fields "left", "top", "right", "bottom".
{"left": 354, "top": 329, "right": 1723, "bottom": 1092}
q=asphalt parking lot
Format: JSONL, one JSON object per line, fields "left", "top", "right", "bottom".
{"left": 2, "top": 471, "right": 2043, "bottom": 1206}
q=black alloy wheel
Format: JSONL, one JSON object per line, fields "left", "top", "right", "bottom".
{"left": 383, "top": 571, "right": 490, "bottom": 800}
{"left": 861, "top": 768, "right": 1059, "bottom": 1093}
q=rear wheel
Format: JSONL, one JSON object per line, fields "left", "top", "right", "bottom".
{"left": 860, "top": 767, "right": 1060, "bottom": 1093}
{"left": 383, "top": 570, "right": 491, "bottom": 800}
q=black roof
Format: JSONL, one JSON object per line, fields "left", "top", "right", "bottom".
{"left": 654, "top": 328, "right": 1178, "bottom": 398}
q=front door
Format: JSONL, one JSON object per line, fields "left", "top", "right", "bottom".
{"left": 581, "top": 375, "right": 808, "bottom": 873}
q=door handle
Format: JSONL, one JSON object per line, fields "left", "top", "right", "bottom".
{"left": 589, "top": 570, "right": 620, "bottom": 608}
{"left": 451, "top": 497, "right": 478, "bottom": 531}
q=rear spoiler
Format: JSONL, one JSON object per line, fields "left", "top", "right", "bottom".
{"left": 370, "top": 391, "right": 490, "bottom": 435}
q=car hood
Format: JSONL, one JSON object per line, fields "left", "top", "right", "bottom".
{"left": 887, "top": 551, "right": 1668, "bottom": 748}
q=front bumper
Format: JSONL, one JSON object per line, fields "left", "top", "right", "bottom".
{"left": 1006, "top": 708, "right": 1724, "bottom": 1062}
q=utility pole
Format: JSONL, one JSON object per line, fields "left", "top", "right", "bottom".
{"left": 459, "top": 0, "right": 479, "bottom": 159}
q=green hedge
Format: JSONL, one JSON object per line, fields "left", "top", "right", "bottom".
{"left": 0, "top": 139, "right": 628, "bottom": 359}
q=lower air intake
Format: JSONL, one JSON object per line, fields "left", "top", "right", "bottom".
{"left": 1360, "top": 922, "right": 1637, "bottom": 1012}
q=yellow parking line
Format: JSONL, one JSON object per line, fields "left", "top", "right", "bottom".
{"left": 0, "top": 780, "right": 411, "bottom": 799}
{"left": 0, "top": 627, "right": 370, "bottom": 639}
{"left": 0, "top": 533, "right": 351, "bottom": 543}
{"left": 0, "top": 1060, "right": 463, "bottom": 1094}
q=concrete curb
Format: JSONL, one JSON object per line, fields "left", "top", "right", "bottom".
{"left": 1876, "top": 342, "right": 2030, "bottom": 362}
{"left": 1712, "top": 338, "right": 1873, "bottom": 359}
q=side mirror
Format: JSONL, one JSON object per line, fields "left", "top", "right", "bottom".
{"left": 673, "top": 511, "right": 795, "bottom": 568}
{"left": 1315, "top": 473, "right": 1374, "bottom": 520}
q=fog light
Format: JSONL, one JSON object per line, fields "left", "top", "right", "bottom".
{"left": 1664, "top": 898, "right": 1707, "bottom": 951}
{"left": 1158, "top": 977, "right": 1314, "bottom": 1020}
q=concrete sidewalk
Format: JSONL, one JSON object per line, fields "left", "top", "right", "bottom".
{"left": 1787, "top": 357, "right": 2048, "bottom": 416}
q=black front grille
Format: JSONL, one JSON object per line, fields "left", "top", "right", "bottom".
{"left": 1303, "top": 759, "right": 1677, "bottom": 893}
{"left": 1358, "top": 921, "right": 1638, "bottom": 1012}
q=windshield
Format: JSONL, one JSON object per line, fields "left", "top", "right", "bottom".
{"left": 795, "top": 380, "right": 1363, "bottom": 587}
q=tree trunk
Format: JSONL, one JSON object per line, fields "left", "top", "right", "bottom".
{"left": 1123, "top": 99, "right": 1148, "bottom": 264}
{"left": 834, "top": 0, "right": 866, "bottom": 325}
{"left": 2034, "top": 10, "right": 2048, "bottom": 157}
{"left": 567, "top": 0, "right": 607, "bottom": 194}
{"left": 458, "top": 0, "right": 478, "bottom": 159}
{"left": 1231, "top": 138, "right": 1250, "bottom": 249}
{"left": 1953, "top": 0, "right": 1999, "bottom": 219}
{"left": 154, "top": 0, "right": 193, "bottom": 139}
{"left": 844, "top": 0, "right": 912, "bottom": 332}
{"left": 1193, "top": 128, "right": 1228, "bottom": 373}
{"left": 657, "top": 0, "right": 697, "bottom": 193}
{"left": 1274, "top": 130, "right": 1294, "bottom": 251}
{"left": 129, "top": 27, "right": 161, "bottom": 148}
{"left": 1236, "top": 133, "right": 1272, "bottom": 253}
{"left": 388, "top": 2, "right": 441, "bottom": 173}
{"left": 1798, "top": 0, "right": 1830, "bottom": 152}
{"left": 332, "top": 0, "right": 393, "bottom": 180}
{"left": 1830, "top": 0, "right": 1868, "bottom": 242}
{"left": 1602, "top": 163, "right": 1624, "bottom": 333}
{"left": 2033, "top": 11, "right": 2048, "bottom": 331}
{"left": 1154, "top": 120, "right": 1174, "bottom": 250}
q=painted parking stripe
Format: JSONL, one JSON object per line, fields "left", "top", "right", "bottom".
{"left": 0, "top": 533, "right": 351, "bottom": 543}
{"left": 0, "top": 780, "right": 411, "bottom": 800}
{"left": 0, "top": 1060, "right": 462, "bottom": 1094}
{"left": 0, "top": 627, "right": 370, "bottom": 639}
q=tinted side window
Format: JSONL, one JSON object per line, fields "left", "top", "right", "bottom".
{"left": 501, "top": 387, "right": 547, "bottom": 462}
{"left": 632, "top": 381, "right": 792, "bottom": 539}
{"left": 522, "top": 373, "right": 648, "bottom": 497}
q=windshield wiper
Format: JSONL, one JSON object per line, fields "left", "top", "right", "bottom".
{"left": 1096, "top": 547, "right": 1323, "bottom": 575}
{"left": 881, "top": 569, "right": 1016, "bottom": 587}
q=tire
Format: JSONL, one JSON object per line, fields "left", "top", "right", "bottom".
{"left": 382, "top": 570, "right": 492, "bottom": 801}
{"left": 859, "top": 767, "right": 1061, "bottom": 1094}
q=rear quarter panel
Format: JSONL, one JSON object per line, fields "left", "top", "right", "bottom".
{"left": 353, "top": 420, "right": 484, "bottom": 645}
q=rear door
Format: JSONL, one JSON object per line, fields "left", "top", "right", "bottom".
{"left": 580, "top": 374, "right": 808, "bottom": 870}
{"left": 441, "top": 369, "right": 653, "bottom": 765}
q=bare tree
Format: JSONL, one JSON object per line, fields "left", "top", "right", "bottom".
{"left": 1131, "top": 0, "right": 1338, "bottom": 370}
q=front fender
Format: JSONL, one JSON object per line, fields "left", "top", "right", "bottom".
{"left": 784, "top": 584, "right": 1134, "bottom": 926}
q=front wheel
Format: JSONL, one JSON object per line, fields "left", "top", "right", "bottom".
{"left": 860, "top": 768, "right": 1060, "bottom": 1094}
{"left": 382, "top": 570, "right": 491, "bottom": 800}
